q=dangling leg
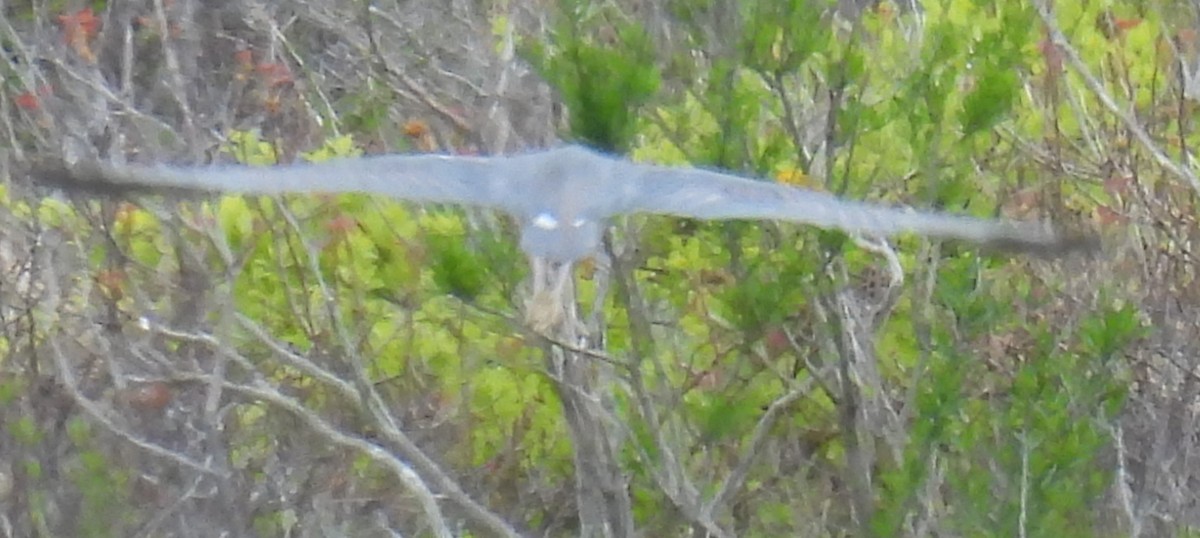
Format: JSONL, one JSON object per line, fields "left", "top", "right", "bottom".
{"left": 526, "top": 257, "right": 572, "bottom": 332}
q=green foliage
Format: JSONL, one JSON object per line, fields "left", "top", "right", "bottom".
{"left": 521, "top": 0, "right": 661, "bottom": 151}
{"left": 0, "top": 376, "right": 21, "bottom": 405}
{"left": 587, "top": 1, "right": 1150, "bottom": 532}
{"left": 1079, "top": 302, "right": 1146, "bottom": 360}
{"left": 339, "top": 86, "right": 395, "bottom": 136}
{"left": 739, "top": 0, "right": 832, "bottom": 75}
{"left": 961, "top": 67, "right": 1019, "bottom": 137}
{"left": 23, "top": 458, "right": 42, "bottom": 480}
{"left": 716, "top": 245, "right": 813, "bottom": 334}
{"left": 875, "top": 292, "right": 1132, "bottom": 536}
{"left": 428, "top": 231, "right": 487, "bottom": 300}
{"left": 10, "top": 416, "right": 41, "bottom": 445}
{"left": 225, "top": 130, "right": 279, "bottom": 166}
{"left": 198, "top": 129, "right": 572, "bottom": 504}
{"left": 73, "top": 450, "right": 131, "bottom": 537}
{"left": 15, "top": 0, "right": 1162, "bottom": 533}
{"left": 959, "top": 2, "right": 1033, "bottom": 137}
{"left": 302, "top": 134, "right": 363, "bottom": 162}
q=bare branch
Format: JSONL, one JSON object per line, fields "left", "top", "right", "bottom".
{"left": 1033, "top": 0, "right": 1200, "bottom": 193}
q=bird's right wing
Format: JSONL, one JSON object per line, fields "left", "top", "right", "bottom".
{"left": 622, "top": 163, "right": 1095, "bottom": 256}
{"left": 32, "top": 152, "right": 522, "bottom": 210}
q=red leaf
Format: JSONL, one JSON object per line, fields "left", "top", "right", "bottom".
{"left": 402, "top": 119, "right": 429, "bottom": 138}
{"left": 1113, "top": 17, "right": 1141, "bottom": 31}
{"left": 124, "top": 382, "right": 172, "bottom": 412}
{"left": 254, "top": 62, "right": 293, "bottom": 87}
{"left": 234, "top": 49, "right": 254, "bottom": 70}
{"left": 325, "top": 213, "right": 358, "bottom": 236}
{"left": 57, "top": 7, "right": 100, "bottom": 39}
{"left": 14, "top": 91, "right": 39, "bottom": 111}
{"left": 1095, "top": 205, "right": 1127, "bottom": 226}
{"left": 57, "top": 7, "right": 101, "bottom": 63}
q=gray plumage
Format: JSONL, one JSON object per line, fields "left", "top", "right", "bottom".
{"left": 31, "top": 145, "right": 1092, "bottom": 262}
{"left": 32, "top": 144, "right": 1095, "bottom": 331}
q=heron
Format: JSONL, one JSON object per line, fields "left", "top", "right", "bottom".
{"left": 32, "top": 145, "right": 1093, "bottom": 330}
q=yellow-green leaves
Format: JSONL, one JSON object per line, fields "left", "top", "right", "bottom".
{"left": 302, "top": 134, "right": 362, "bottom": 163}
{"left": 224, "top": 130, "right": 278, "bottom": 166}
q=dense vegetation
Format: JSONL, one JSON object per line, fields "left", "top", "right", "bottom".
{"left": 0, "top": 0, "right": 1184, "bottom": 536}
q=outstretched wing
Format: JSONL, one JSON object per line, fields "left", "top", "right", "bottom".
{"left": 621, "top": 163, "right": 1093, "bottom": 255}
{"left": 32, "top": 152, "right": 521, "bottom": 211}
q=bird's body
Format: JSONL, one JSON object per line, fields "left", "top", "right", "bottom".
{"left": 33, "top": 144, "right": 1092, "bottom": 330}
{"left": 33, "top": 144, "right": 1088, "bottom": 260}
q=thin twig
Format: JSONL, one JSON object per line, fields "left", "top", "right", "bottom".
{"left": 47, "top": 337, "right": 224, "bottom": 477}
{"left": 1033, "top": 0, "right": 1200, "bottom": 193}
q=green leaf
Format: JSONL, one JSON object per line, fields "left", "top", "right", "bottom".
{"left": 224, "top": 130, "right": 278, "bottom": 165}
{"left": 961, "top": 65, "right": 1018, "bottom": 137}
{"left": 521, "top": 0, "right": 660, "bottom": 151}
{"left": 0, "top": 377, "right": 22, "bottom": 405}
{"left": 11, "top": 416, "right": 41, "bottom": 445}
{"left": 428, "top": 233, "right": 487, "bottom": 300}
{"left": 1078, "top": 303, "right": 1146, "bottom": 359}
{"left": 699, "top": 396, "right": 754, "bottom": 440}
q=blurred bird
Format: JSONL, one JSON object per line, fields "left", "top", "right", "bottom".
{"left": 32, "top": 145, "right": 1093, "bottom": 330}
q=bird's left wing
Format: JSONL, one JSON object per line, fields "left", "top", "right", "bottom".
{"left": 621, "top": 163, "right": 1094, "bottom": 255}
{"left": 32, "top": 152, "right": 522, "bottom": 210}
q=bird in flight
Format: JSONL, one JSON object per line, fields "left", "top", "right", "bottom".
{"left": 32, "top": 145, "right": 1093, "bottom": 330}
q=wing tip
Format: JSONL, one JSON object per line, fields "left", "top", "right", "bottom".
{"left": 980, "top": 222, "right": 1101, "bottom": 258}
{"left": 28, "top": 157, "right": 194, "bottom": 198}
{"left": 28, "top": 156, "right": 108, "bottom": 194}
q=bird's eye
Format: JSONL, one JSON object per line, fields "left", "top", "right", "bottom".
{"left": 532, "top": 212, "right": 559, "bottom": 230}
{"left": 571, "top": 218, "right": 588, "bottom": 228}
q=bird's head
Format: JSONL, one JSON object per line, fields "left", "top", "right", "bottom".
{"left": 518, "top": 210, "right": 603, "bottom": 263}
{"left": 512, "top": 145, "right": 618, "bottom": 263}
